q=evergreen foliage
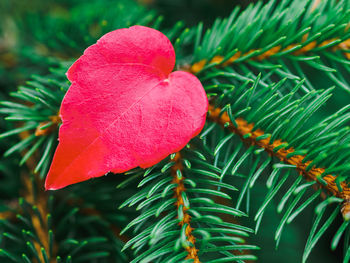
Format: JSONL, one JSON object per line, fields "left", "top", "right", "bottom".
{"left": 1, "top": 0, "right": 350, "bottom": 262}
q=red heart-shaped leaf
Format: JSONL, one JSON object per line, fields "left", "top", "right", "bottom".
{"left": 45, "top": 26, "right": 208, "bottom": 190}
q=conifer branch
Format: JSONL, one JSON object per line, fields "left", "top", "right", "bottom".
{"left": 190, "top": 37, "right": 350, "bottom": 74}
{"left": 1, "top": 0, "right": 349, "bottom": 261}
{"left": 0, "top": 198, "right": 18, "bottom": 221}
{"left": 120, "top": 150, "right": 254, "bottom": 262}
{"left": 22, "top": 174, "right": 56, "bottom": 263}
{"left": 207, "top": 104, "right": 350, "bottom": 219}
{"left": 0, "top": 211, "right": 16, "bottom": 221}
{"left": 17, "top": 130, "right": 57, "bottom": 262}
{"left": 35, "top": 114, "right": 61, "bottom": 137}
{"left": 171, "top": 153, "right": 200, "bottom": 263}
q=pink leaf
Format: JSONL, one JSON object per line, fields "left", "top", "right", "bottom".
{"left": 45, "top": 26, "right": 208, "bottom": 190}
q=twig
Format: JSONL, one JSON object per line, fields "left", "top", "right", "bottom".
{"left": 171, "top": 153, "right": 200, "bottom": 262}
{"left": 18, "top": 130, "right": 57, "bottom": 262}
{"left": 189, "top": 37, "right": 350, "bottom": 73}
{"left": 208, "top": 105, "right": 350, "bottom": 219}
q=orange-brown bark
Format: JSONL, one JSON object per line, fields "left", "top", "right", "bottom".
{"left": 190, "top": 38, "right": 350, "bottom": 73}
{"left": 208, "top": 105, "right": 350, "bottom": 218}
{"left": 172, "top": 153, "right": 200, "bottom": 262}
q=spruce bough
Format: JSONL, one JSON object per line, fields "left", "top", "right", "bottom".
{"left": 0, "top": 0, "right": 350, "bottom": 262}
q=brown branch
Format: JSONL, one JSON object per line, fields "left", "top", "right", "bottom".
{"left": 208, "top": 105, "right": 350, "bottom": 219}
{"left": 18, "top": 131, "right": 57, "bottom": 262}
{"left": 0, "top": 199, "right": 19, "bottom": 221}
{"left": 20, "top": 112, "right": 125, "bottom": 260}
{"left": 35, "top": 114, "right": 61, "bottom": 137}
{"left": 0, "top": 211, "right": 16, "bottom": 221}
{"left": 311, "top": 0, "right": 322, "bottom": 11}
{"left": 171, "top": 153, "right": 200, "bottom": 262}
{"left": 21, "top": 174, "right": 56, "bottom": 263}
{"left": 189, "top": 37, "right": 350, "bottom": 74}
